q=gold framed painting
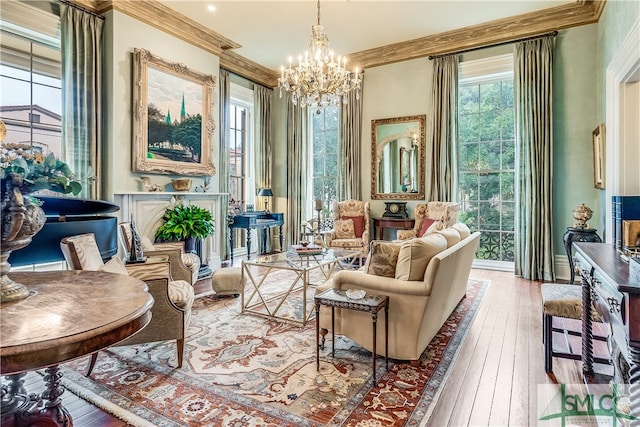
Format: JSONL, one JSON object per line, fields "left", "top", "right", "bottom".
{"left": 592, "top": 123, "right": 605, "bottom": 189}
{"left": 132, "top": 48, "right": 216, "bottom": 176}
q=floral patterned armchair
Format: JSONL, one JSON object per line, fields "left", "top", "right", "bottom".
{"left": 397, "top": 201, "right": 459, "bottom": 240}
{"left": 325, "top": 199, "right": 371, "bottom": 254}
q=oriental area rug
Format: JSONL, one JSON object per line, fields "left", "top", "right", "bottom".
{"left": 56, "top": 278, "right": 490, "bottom": 426}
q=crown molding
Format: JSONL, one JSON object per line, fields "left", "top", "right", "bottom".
{"left": 66, "top": 0, "right": 605, "bottom": 86}
{"left": 347, "top": 1, "right": 605, "bottom": 70}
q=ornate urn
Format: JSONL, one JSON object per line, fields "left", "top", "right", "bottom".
{"left": 0, "top": 174, "right": 46, "bottom": 302}
{"left": 572, "top": 203, "right": 593, "bottom": 229}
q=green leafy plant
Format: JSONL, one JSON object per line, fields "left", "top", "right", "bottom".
{"left": 1, "top": 143, "right": 82, "bottom": 196}
{"left": 155, "top": 204, "right": 215, "bottom": 241}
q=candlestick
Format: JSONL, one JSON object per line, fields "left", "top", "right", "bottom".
{"left": 315, "top": 199, "right": 322, "bottom": 211}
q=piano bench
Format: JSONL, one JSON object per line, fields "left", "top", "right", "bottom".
{"left": 212, "top": 267, "right": 243, "bottom": 297}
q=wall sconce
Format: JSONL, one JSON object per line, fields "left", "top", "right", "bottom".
{"left": 258, "top": 188, "right": 273, "bottom": 213}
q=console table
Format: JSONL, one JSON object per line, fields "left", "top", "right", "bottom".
{"left": 229, "top": 211, "right": 284, "bottom": 261}
{"left": 1, "top": 270, "right": 153, "bottom": 426}
{"left": 373, "top": 217, "right": 415, "bottom": 240}
{"left": 573, "top": 243, "right": 639, "bottom": 420}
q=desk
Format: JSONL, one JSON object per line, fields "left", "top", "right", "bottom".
{"left": 574, "top": 243, "right": 639, "bottom": 419}
{"left": 373, "top": 217, "right": 415, "bottom": 240}
{"left": 229, "top": 211, "right": 284, "bottom": 261}
{"left": 1, "top": 270, "right": 153, "bottom": 426}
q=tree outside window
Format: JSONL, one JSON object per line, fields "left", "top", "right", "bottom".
{"left": 310, "top": 106, "right": 339, "bottom": 218}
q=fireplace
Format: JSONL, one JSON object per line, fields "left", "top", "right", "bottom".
{"left": 114, "top": 191, "right": 225, "bottom": 269}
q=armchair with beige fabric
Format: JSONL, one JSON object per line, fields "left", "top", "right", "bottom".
{"left": 325, "top": 199, "right": 371, "bottom": 254}
{"left": 120, "top": 221, "right": 201, "bottom": 285}
{"left": 60, "top": 233, "right": 194, "bottom": 375}
{"left": 317, "top": 223, "right": 480, "bottom": 364}
{"left": 396, "top": 201, "right": 459, "bottom": 240}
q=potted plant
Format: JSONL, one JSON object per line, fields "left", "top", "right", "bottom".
{"left": 155, "top": 204, "right": 215, "bottom": 253}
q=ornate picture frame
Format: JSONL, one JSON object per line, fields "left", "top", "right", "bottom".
{"left": 592, "top": 123, "right": 605, "bottom": 189}
{"left": 132, "top": 48, "right": 216, "bottom": 176}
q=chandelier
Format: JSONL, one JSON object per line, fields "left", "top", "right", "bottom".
{"left": 278, "top": 0, "right": 362, "bottom": 110}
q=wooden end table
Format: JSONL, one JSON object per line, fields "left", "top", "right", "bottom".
{"left": 314, "top": 288, "right": 389, "bottom": 383}
{"left": 373, "top": 217, "right": 415, "bottom": 240}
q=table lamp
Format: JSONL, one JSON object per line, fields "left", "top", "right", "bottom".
{"left": 258, "top": 188, "right": 273, "bottom": 213}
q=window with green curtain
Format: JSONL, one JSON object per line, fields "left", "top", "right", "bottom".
{"left": 309, "top": 106, "right": 339, "bottom": 219}
{"left": 458, "top": 54, "right": 515, "bottom": 266}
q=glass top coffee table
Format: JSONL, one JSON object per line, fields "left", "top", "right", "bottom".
{"left": 241, "top": 248, "right": 362, "bottom": 325}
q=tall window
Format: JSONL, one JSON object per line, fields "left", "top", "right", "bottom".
{"left": 458, "top": 54, "right": 515, "bottom": 266}
{"left": 309, "top": 106, "right": 339, "bottom": 218}
{"left": 0, "top": 30, "right": 62, "bottom": 158}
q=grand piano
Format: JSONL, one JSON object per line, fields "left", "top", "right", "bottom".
{"left": 8, "top": 196, "right": 120, "bottom": 267}
{"left": 228, "top": 211, "right": 284, "bottom": 261}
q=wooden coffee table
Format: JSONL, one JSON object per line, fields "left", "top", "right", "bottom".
{"left": 314, "top": 288, "right": 389, "bottom": 383}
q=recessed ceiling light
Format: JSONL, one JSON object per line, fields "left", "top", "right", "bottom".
{"left": 207, "top": 4, "right": 216, "bottom": 12}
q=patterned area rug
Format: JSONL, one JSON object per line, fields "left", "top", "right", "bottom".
{"left": 58, "top": 278, "right": 489, "bottom": 426}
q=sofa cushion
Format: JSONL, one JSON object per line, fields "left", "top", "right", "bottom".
{"left": 341, "top": 215, "right": 365, "bottom": 238}
{"left": 452, "top": 223, "right": 471, "bottom": 240}
{"left": 395, "top": 234, "right": 448, "bottom": 281}
{"left": 334, "top": 219, "right": 356, "bottom": 239}
{"left": 418, "top": 218, "right": 436, "bottom": 237}
{"left": 364, "top": 241, "right": 400, "bottom": 278}
{"left": 435, "top": 227, "right": 461, "bottom": 247}
{"left": 141, "top": 235, "right": 156, "bottom": 251}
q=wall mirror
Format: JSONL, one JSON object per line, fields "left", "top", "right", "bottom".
{"left": 371, "top": 115, "right": 426, "bottom": 200}
{"left": 132, "top": 48, "right": 216, "bottom": 176}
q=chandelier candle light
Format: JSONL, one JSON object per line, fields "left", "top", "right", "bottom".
{"left": 278, "top": 0, "right": 362, "bottom": 111}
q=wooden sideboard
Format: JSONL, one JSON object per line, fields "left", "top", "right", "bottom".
{"left": 573, "top": 242, "right": 640, "bottom": 420}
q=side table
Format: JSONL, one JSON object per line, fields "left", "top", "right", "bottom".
{"left": 563, "top": 227, "right": 601, "bottom": 284}
{"left": 314, "top": 288, "right": 389, "bottom": 383}
{"left": 373, "top": 217, "right": 415, "bottom": 240}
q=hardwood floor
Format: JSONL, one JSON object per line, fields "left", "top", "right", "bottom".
{"left": 11, "top": 268, "right": 608, "bottom": 426}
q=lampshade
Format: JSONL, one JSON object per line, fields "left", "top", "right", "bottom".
{"left": 258, "top": 188, "right": 273, "bottom": 197}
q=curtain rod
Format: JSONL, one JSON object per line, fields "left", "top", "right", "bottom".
{"left": 428, "top": 30, "right": 558, "bottom": 60}
{"left": 59, "top": 0, "right": 105, "bottom": 20}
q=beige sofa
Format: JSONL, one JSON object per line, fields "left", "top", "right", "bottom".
{"left": 317, "top": 225, "right": 480, "bottom": 362}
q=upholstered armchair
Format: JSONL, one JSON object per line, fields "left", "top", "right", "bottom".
{"left": 120, "top": 221, "right": 200, "bottom": 285}
{"left": 60, "top": 233, "right": 194, "bottom": 375}
{"left": 325, "top": 199, "right": 371, "bottom": 254}
{"left": 397, "top": 201, "right": 459, "bottom": 240}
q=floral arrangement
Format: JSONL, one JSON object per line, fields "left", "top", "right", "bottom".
{"left": 0, "top": 143, "right": 82, "bottom": 196}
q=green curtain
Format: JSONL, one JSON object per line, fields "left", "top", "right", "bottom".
{"left": 428, "top": 55, "right": 458, "bottom": 202}
{"left": 339, "top": 79, "right": 364, "bottom": 201}
{"left": 60, "top": 4, "right": 103, "bottom": 199}
{"left": 219, "top": 69, "right": 230, "bottom": 261}
{"left": 254, "top": 85, "right": 273, "bottom": 204}
{"left": 514, "top": 36, "right": 556, "bottom": 281}
{"left": 285, "top": 99, "right": 308, "bottom": 246}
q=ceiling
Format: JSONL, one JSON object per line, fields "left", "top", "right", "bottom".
{"left": 158, "top": 0, "right": 573, "bottom": 71}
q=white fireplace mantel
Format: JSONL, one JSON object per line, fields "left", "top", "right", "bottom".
{"left": 114, "top": 191, "right": 227, "bottom": 269}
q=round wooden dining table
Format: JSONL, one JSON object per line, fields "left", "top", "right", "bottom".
{"left": 1, "top": 270, "right": 154, "bottom": 426}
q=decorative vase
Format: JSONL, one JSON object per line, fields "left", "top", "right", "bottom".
{"left": 1, "top": 174, "right": 46, "bottom": 303}
{"left": 572, "top": 203, "right": 593, "bottom": 229}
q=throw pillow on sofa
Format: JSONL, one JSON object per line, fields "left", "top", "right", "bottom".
{"left": 418, "top": 218, "right": 436, "bottom": 237}
{"left": 334, "top": 219, "right": 356, "bottom": 239}
{"left": 364, "top": 240, "right": 400, "bottom": 278}
{"left": 395, "top": 234, "right": 448, "bottom": 281}
{"left": 452, "top": 222, "right": 471, "bottom": 240}
{"left": 435, "top": 227, "right": 461, "bottom": 247}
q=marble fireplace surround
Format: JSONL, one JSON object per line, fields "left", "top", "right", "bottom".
{"left": 114, "top": 192, "right": 225, "bottom": 269}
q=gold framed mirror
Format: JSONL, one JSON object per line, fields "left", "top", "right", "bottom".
{"left": 371, "top": 115, "right": 426, "bottom": 200}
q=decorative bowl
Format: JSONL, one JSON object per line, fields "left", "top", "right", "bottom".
{"left": 171, "top": 178, "right": 192, "bottom": 192}
{"left": 299, "top": 240, "right": 310, "bottom": 247}
{"left": 345, "top": 289, "right": 366, "bottom": 300}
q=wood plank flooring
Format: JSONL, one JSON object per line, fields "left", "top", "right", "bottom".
{"left": 9, "top": 269, "right": 608, "bottom": 426}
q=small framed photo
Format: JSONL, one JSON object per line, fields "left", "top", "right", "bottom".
{"left": 592, "top": 124, "right": 605, "bottom": 189}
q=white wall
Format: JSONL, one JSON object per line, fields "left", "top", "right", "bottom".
{"left": 103, "top": 10, "right": 221, "bottom": 199}
{"left": 361, "top": 58, "right": 433, "bottom": 220}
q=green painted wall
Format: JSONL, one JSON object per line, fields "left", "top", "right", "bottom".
{"left": 552, "top": 24, "right": 600, "bottom": 259}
